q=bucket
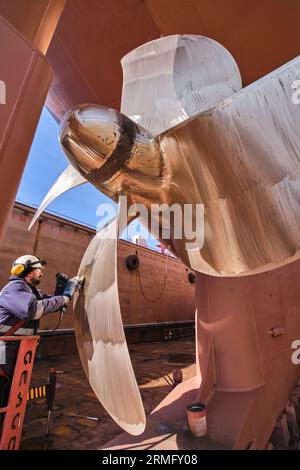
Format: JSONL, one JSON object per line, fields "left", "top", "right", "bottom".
{"left": 186, "top": 402, "right": 207, "bottom": 437}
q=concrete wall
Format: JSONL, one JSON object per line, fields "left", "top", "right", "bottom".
{"left": 0, "top": 203, "right": 195, "bottom": 330}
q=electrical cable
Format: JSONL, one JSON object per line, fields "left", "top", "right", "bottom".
{"left": 50, "top": 307, "right": 65, "bottom": 333}
{"left": 137, "top": 249, "right": 169, "bottom": 303}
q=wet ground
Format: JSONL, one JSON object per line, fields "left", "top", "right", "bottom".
{"left": 21, "top": 337, "right": 196, "bottom": 450}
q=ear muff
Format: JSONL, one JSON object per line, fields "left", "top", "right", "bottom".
{"left": 11, "top": 257, "right": 45, "bottom": 276}
{"left": 11, "top": 264, "right": 25, "bottom": 276}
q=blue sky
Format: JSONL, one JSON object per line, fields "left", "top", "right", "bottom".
{"left": 17, "top": 107, "right": 109, "bottom": 228}
{"left": 17, "top": 107, "right": 159, "bottom": 250}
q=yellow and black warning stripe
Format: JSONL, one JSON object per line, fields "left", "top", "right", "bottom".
{"left": 26, "top": 384, "right": 47, "bottom": 401}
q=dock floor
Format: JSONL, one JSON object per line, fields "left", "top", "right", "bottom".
{"left": 21, "top": 337, "right": 196, "bottom": 450}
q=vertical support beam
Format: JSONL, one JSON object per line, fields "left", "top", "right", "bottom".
{"left": 0, "top": 0, "right": 67, "bottom": 54}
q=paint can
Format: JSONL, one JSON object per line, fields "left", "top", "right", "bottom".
{"left": 186, "top": 402, "right": 207, "bottom": 437}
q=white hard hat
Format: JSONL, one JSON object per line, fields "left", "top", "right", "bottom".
{"left": 11, "top": 255, "right": 47, "bottom": 276}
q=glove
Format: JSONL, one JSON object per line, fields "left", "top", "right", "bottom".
{"left": 62, "top": 276, "right": 81, "bottom": 300}
{"left": 54, "top": 272, "right": 69, "bottom": 296}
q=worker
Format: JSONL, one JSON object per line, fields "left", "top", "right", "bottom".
{"left": 0, "top": 254, "right": 80, "bottom": 414}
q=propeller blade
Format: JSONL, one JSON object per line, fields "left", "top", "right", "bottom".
{"left": 121, "top": 35, "right": 241, "bottom": 135}
{"left": 73, "top": 198, "right": 146, "bottom": 435}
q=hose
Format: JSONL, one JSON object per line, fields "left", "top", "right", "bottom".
{"left": 137, "top": 250, "right": 169, "bottom": 303}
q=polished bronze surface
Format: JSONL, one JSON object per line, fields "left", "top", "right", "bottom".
{"left": 56, "top": 57, "right": 300, "bottom": 276}
{"left": 121, "top": 35, "right": 241, "bottom": 135}
{"left": 34, "top": 36, "right": 300, "bottom": 276}
{"left": 32, "top": 34, "right": 300, "bottom": 435}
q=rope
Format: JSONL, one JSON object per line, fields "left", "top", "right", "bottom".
{"left": 137, "top": 251, "right": 169, "bottom": 303}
